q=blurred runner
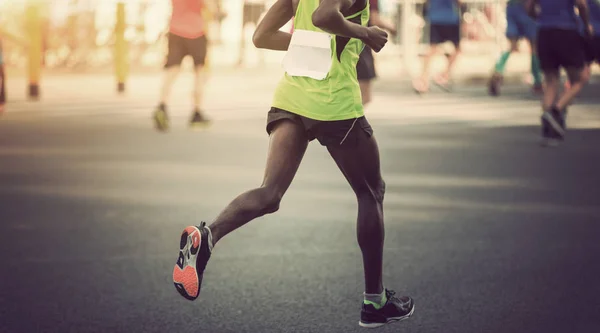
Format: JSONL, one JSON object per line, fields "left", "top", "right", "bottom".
{"left": 153, "top": 0, "right": 216, "bottom": 131}
{"left": 527, "top": 0, "right": 593, "bottom": 146}
{"left": 489, "top": 0, "right": 542, "bottom": 96}
{"left": 237, "top": 0, "right": 267, "bottom": 67}
{"left": 172, "top": 0, "right": 415, "bottom": 328}
{"left": 357, "top": 0, "right": 396, "bottom": 106}
{"left": 213, "top": 0, "right": 227, "bottom": 44}
{"left": 566, "top": 0, "right": 600, "bottom": 90}
{"left": 413, "top": 0, "right": 462, "bottom": 94}
{"left": 0, "top": 37, "right": 4, "bottom": 113}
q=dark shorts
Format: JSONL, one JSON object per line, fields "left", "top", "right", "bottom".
{"left": 430, "top": 24, "right": 460, "bottom": 46}
{"left": 584, "top": 35, "right": 600, "bottom": 65}
{"left": 357, "top": 46, "right": 376, "bottom": 81}
{"left": 537, "top": 28, "right": 586, "bottom": 71}
{"left": 266, "top": 108, "right": 374, "bottom": 147}
{"left": 243, "top": 3, "right": 265, "bottom": 26}
{"left": 165, "top": 33, "right": 208, "bottom": 68}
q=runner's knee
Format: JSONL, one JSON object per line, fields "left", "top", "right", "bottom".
{"left": 567, "top": 67, "right": 587, "bottom": 84}
{"left": 256, "top": 186, "right": 283, "bottom": 215}
{"left": 355, "top": 179, "right": 385, "bottom": 204}
{"left": 573, "top": 66, "right": 590, "bottom": 84}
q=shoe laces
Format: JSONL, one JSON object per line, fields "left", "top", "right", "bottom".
{"left": 386, "top": 289, "right": 402, "bottom": 304}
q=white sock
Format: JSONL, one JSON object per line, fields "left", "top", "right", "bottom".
{"left": 363, "top": 289, "right": 386, "bottom": 307}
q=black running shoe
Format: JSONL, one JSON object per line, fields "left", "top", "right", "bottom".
{"left": 542, "top": 109, "right": 565, "bottom": 140}
{"left": 551, "top": 107, "right": 566, "bottom": 140}
{"left": 153, "top": 104, "right": 169, "bottom": 132}
{"left": 359, "top": 289, "right": 415, "bottom": 328}
{"left": 489, "top": 73, "right": 502, "bottom": 97}
{"left": 540, "top": 112, "right": 560, "bottom": 147}
{"left": 560, "top": 107, "right": 568, "bottom": 131}
{"left": 173, "top": 222, "right": 212, "bottom": 301}
{"left": 190, "top": 110, "right": 211, "bottom": 128}
{"left": 531, "top": 83, "right": 543, "bottom": 95}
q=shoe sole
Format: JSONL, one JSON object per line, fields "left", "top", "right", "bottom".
{"left": 173, "top": 226, "right": 202, "bottom": 301}
{"left": 358, "top": 304, "right": 415, "bottom": 329}
{"left": 189, "top": 121, "right": 212, "bottom": 131}
{"left": 539, "top": 138, "right": 560, "bottom": 147}
{"left": 433, "top": 81, "right": 452, "bottom": 92}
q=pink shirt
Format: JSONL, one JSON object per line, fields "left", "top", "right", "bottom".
{"left": 169, "top": 0, "right": 206, "bottom": 39}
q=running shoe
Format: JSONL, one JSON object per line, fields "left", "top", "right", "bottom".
{"left": 433, "top": 74, "right": 452, "bottom": 92}
{"left": 412, "top": 78, "right": 428, "bottom": 95}
{"left": 153, "top": 104, "right": 169, "bottom": 132}
{"left": 540, "top": 113, "right": 559, "bottom": 147}
{"left": 542, "top": 109, "right": 565, "bottom": 140}
{"left": 488, "top": 73, "right": 503, "bottom": 97}
{"left": 173, "top": 222, "right": 212, "bottom": 301}
{"left": 531, "top": 83, "right": 543, "bottom": 95}
{"left": 190, "top": 110, "right": 211, "bottom": 128}
{"left": 359, "top": 289, "right": 415, "bottom": 328}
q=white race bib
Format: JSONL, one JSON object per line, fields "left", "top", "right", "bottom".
{"left": 283, "top": 29, "right": 333, "bottom": 80}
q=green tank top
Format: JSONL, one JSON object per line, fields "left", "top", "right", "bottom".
{"left": 272, "top": 0, "right": 370, "bottom": 121}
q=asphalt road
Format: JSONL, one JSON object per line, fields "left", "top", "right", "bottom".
{"left": 1, "top": 76, "right": 600, "bottom": 333}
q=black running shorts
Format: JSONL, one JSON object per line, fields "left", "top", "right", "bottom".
{"left": 266, "top": 108, "right": 374, "bottom": 147}
{"left": 537, "top": 28, "right": 586, "bottom": 71}
{"left": 430, "top": 24, "right": 460, "bottom": 46}
{"left": 584, "top": 35, "right": 600, "bottom": 65}
{"left": 165, "top": 33, "right": 208, "bottom": 68}
{"left": 357, "top": 46, "right": 376, "bottom": 81}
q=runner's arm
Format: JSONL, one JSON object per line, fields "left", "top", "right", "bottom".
{"left": 312, "top": 0, "right": 369, "bottom": 40}
{"left": 253, "top": 0, "right": 294, "bottom": 50}
{"left": 575, "top": 0, "right": 593, "bottom": 35}
{"left": 524, "top": 0, "right": 538, "bottom": 17}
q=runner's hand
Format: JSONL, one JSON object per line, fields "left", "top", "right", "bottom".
{"left": 362, "top": 26, "right": 388, "bottom": 52}
{"left": 586, "top": 24, "right": 594, "bottom": 38}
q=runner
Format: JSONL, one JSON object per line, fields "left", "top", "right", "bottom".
{"left": 0, "top": 36, "right": 4, "bottom": 114}
{"left": 489, "top": 0, "right": 543, "bottom": 96}
{"left": 565, "top": 0, "right": 600, "bottom": 90}
{"left": 153, "top": 0, "right": 215, "bottom": 131}
{"left": 172, "top": 0, "right": 415, "bottom": 328}
{"left": 356, "top": 0, "right": 397, "bottom": 106}
{"left": 413, "top": 0, "right": 462, "bottom": 94}
{"left": 237, "top": 0, "right": 267, "bottom": 67}
{"left": 581, "top": 0, "right": 600, "bottom": 78}
{"left": 526, "top": 0, "right": 593, "bottom": 146}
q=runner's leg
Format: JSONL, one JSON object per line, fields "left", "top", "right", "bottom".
{"left": 209, "top": 120, "right": 309, "bottom": 244}
{"left": 327, "top": 132, "right": 385, "bottom": 295}
{"left": 555, "top": 67, "right": 589, "bottom": 110}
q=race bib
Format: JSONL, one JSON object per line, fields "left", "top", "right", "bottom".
{"left": 283, "top": 29, "right": 333, "bottom": 80}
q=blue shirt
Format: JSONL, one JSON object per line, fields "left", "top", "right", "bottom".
{"left": 538, "top": 0, "right": 579, "bottom": 30}
{"left": 427, "top": 0, "right": 460, "bottom": 25}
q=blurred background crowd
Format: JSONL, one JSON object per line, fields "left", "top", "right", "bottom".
{"left": 0, "top": 0, "right": 516, "bottom": 72}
